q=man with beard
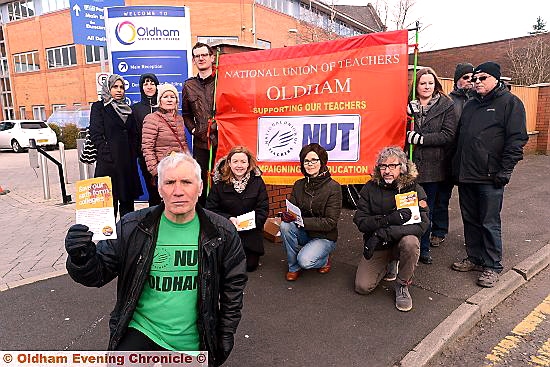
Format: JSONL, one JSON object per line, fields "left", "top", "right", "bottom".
{"left": 354, "top": 146, "right": 429, "bottom": 311}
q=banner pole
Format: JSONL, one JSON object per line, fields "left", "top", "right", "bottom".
{"left": 206, "top": 47, "right": 221, "bottom": 194}
{"left": 409, "top": 21, "right": 420, "bottom": 160}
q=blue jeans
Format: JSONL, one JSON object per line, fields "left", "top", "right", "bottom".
{"left": 431, "top": 180, "right": 454, "bottom": 238}
{"left": 458, "top": 183, "right": 504, "bottom": 272}
{"left": 419, "top": 182, "right": 439, "bottom": 257}
{"left": 280, "top": 221, "right": 336, "bottom": 272}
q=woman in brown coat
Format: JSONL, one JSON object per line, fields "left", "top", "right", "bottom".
{"left": 142, "top": 83, "right": 189, "bottom": 178}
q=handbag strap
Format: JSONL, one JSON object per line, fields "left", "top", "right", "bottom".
{"left": 162, "top": 117, "right": 186, "bottom": 152}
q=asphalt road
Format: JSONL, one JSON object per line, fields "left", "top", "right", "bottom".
{"left": 427, "top": 265, "right": 550, "bottom": 367}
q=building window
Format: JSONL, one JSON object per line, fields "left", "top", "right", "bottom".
{"left": 13, "top": 51, "right": 40, "bottom": 73}
{"left": 257, "top": 39, "right": 271, "bottom": 49}
{"left": 73, "top": 103, "right": 81, "bottom": 108}
{"left": 32, "top": 105, "right": 45, "bottom": 120}
{"left": 85, "top": 45, "right": 109, "bottom": 64}
{"left": 52, "top": 104, "right": 66, "bottom": 112}
{"left": 7, "top": 0, "right": 35, "bottom": 21}
{"left": 1, "top": 59, "right": 8, "bottom": 76}
{"left": 42, "top": 0, "right": 69, "bottom": 13}
{"left": 46, "top": 45, "right": 77, "bottom": 69}
{"left": 19, "top": 106, "right": 26, "bottom": 119}
{"left": 197, "top": 36, "right": 238, "bottom": 45}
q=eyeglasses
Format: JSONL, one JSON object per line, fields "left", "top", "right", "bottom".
{"left": 471, "top": 75, "right": 489, "bottom": 83}
{"left": 304, "top": 158, "right": 320, "bottom": 166}
{"left": 379, "top": 163, "right": 400, "bottom": 170}
{"left": 193, "top": 53, "right": 211, "bottom": 59}
{"left": 461, "top": 75, "right": 471, "bottom": 81}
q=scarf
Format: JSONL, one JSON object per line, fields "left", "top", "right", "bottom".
{"left": 416, "top": 93, "right": 440, "bottom": 126}
{"left": 101, "top": 74, "right": 132, "bottom": 123}
{"left": 230, "top": 171, "right": 251, "bottom": 194}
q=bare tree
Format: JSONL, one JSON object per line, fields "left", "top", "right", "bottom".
{"left": 507, "top": 35, "right": 550, "bottom": 85}
{"left": 373, "top": 0, "right": 416, "bottom": 30}
{"left": 294, "top": 2, "right": 342, "bottom": 44}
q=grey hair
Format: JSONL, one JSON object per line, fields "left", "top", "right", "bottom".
{"left": 375, "top": 146, "right": 409, "bottom": 175}
{"left": 157, "top": 152, "right": 202, "bottom": 185}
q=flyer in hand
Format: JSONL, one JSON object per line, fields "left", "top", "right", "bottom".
{"left": 236, "top": 211, "right": 256, "bottom": 231}
{"left": 75, "top": 177, "right": 117, "bottom": 241}
{"left": 394, "top": 191, "right": 421, "bottom": 225}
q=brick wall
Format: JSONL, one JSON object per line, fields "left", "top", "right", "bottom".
{"left": 536, "top": 86, "right": 550, "bottom": 154}
{"left": 409, "top": 33, "right": 550, "bottom": 81}
{"left": 266, "top": 184, "right": 293, "bottom": 218}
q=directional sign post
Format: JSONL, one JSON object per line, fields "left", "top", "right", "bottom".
{"left": 69, "top": 0, "right": 124, "bottom": 46}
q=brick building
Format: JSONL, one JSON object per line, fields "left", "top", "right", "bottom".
{"left": 409, "top": 32, "right": 550, "bottom": 83}
{"left": 0, "top": 0, "right": 384, "bottom": 120}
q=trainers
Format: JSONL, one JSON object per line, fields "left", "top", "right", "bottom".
{"left": 451, "top": 258, "right": 483, "bottom": 272}
{"left": 318, "top": 255, "right": 331, "bottom": 274}
{"left": 430, "top": 235, "right": 445, "bottom": 247}
{"left": 477, "top": 269, "right": 499, "bottom": 288}
{"left": 383, "top": 260, "right": 399, "bottom": 281}
{"left": 395, "top": 283, "right": 413, "bottom": 312}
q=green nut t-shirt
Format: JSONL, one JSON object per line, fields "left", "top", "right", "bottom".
{"left": 129, "top": 212, "right": 200, "bottom": 351}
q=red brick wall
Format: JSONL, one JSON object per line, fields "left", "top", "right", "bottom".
{"left": 409, "top": 33, "right": 550, "bottom": 81}
{"left": 536, "top": 86, "right": 550, "bottom": 154}
{"left": 266, "top": 184, "right": 293, "bottom": 218}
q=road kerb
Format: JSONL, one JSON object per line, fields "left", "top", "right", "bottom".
{"left": 467, "top": 270, "right": 526, "bottom": 316}
{"left": 513, "top": 242, "right": 550, "bottom": 280}
{"left": 399, "top": 303, "right": 481, "bottom": 367}
{"left": 399, "top": 246, "right": 550, "bottom": 367}
{"left": 1, "top": 269, "right": 67, "bottom": 292}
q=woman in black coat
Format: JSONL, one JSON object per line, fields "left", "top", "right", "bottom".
{"left": 206, "top": 146, "right": 269, "bottom": 272}
{"left": 406, "top": 67, "right": 458, "bottom": 265}
{"left": 89, "top": 74, "right": 142, "bottom": 218}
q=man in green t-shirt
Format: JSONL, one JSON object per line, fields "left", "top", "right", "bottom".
{"left": 65, "top": 153, "right": 247, "bottom": 366}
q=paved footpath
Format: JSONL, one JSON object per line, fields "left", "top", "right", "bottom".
{"left": 0, "top": 149, "right": 549, "bottom": 366}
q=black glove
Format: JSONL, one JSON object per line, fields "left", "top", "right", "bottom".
{"left": 493, "top": 171, "right": 511, "bottom": 188}
{"left": 363, "top": 234, "right": 383, "bottom": 260}
{"left": 65, "top": 224, "right": 96, "bottom": 265}
{"left": 382, "top": 208, "right": 412, "bottom": 226}
{"left": 406, "top": 131, "right": 424, "bottom": 145}
{"left": 217, "top": 333, "right": 234, "bottom": 365}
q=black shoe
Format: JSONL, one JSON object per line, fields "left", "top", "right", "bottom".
{"left": 419, "top": 254, "right": 433, "bottom": 264}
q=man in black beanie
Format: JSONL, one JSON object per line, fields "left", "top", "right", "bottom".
{"left": 452, "top": 61, "right": 528, "bottom": 287}
{"left": 429, "top": 62, "right": 475, "bottom": 249}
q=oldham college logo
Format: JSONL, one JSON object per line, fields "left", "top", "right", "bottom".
{"left": 115, "top": 21, "right": 136, "bottom": 45}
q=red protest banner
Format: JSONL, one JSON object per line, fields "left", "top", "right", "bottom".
{"left": 215, "top": 30, "right": 408, "bottom": 185}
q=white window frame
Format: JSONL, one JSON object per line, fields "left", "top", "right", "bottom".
{"left": 42, "top": 0, "right": 69, "bottom": 13}
{"left": 19, "top": 106, "right": 26, "bottom": 119}
{"left": 32, "top": 105, "right": 46, "bottom": 120}
{"left": 7, "top": 0, "right": 35, "bottom": 21}
{"left": 46, "top": 45, "right": 77, "bottom": 69}
{"left": 84, "top": 45, "right": 109, "bottom": 64}
{"left": 52, "top": 104, "right": 66, "bottom": 112}
{"left": 197, "top": 36, "right": 238, "bottom": 44}
{"left": 13, "top": 50, "right": 40, "bottom": 73}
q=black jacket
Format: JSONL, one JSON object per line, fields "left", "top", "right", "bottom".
{"left": 66, "top": 204, "right": 247, "bottom": 366}
{"left": 89, "top": 101, "right": 142, "bottom": 201}
{"left": 453, "top": 83, "right": 528, "bottom": 184}
{"left": 288, "top": 172, "right": 342, "bottom": 242}
{"left": 354, "top": 160, "right": 429, "bottom": 248}
{"left": 206, "top": 172, "right": 269, "bottom": 255}
{"left": 449, "top": 87, "right": 473, "bottom": 120}
{"left": 131, "top": 73, "right": 159, "bottom": 155}
{"left": 409, "top": 94, "right": 457, "bottom": 183}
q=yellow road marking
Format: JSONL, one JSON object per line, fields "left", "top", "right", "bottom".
{"left": 484, "top": 294, "right": 550, "bottom": 366}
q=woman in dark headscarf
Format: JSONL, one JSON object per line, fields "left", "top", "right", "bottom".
{"left": 89, "top": 74, "right": 142, "bottom": 218}
{"left": 279, "top": 143, "right": 343, "bottom": 281}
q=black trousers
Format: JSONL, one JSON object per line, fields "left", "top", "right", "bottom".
{"left": 193, "top": 146, "right": 217, "bottom": 206}
{"left": 115, "top": 328, "right": 166, "bottom": 351}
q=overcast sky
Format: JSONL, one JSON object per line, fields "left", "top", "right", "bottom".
{"left": 332, "top": 0, "right": 550, "bottom": 50}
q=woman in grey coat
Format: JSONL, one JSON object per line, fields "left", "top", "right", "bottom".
{"left": 406, "top": 67, "right": 458, "bottom": 264}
